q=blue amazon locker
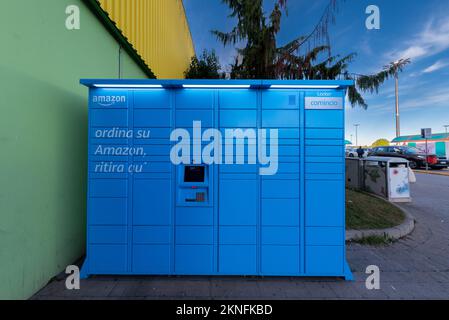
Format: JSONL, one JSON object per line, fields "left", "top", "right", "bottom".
{"left": 80, "top": 79, "right": 353, "bottom": 280}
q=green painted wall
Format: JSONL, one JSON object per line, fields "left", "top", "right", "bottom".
{"left": 0, "top": 0, "right": 147, "bottom": 299}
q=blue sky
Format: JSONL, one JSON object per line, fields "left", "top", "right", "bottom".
{"left": 183, "top": 0, "right": 449, "bottom": 145}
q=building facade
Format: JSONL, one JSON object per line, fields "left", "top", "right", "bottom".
{"left": 98, "top": 0, "right": 195, "bottom": 78}
{"left": 0, "top": 0, "right": 193, "bottom": 299}
{"left": 392, "top": 133, "right": 449, "bottom": 159}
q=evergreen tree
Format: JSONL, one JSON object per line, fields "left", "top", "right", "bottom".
{"left": 212, "top": 0, "right": 410, "bottom": 108}
{"left": 185, "top": 50, "right": 222, "bottom": 79}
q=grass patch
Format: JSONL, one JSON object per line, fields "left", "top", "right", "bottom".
{"left": 346, "top": 189, "right": 405, "bottom": 230}
{"left": 351, "top": 235, "right": 394, "bottom": 246}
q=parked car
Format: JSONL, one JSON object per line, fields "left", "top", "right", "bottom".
{"left": 368, "top": 146, "right": 448, "bottom": 170}
{"left": 346, "top": 147, "right": 369, "bottom": 158}
{"left": 436, "top": 157, "right": 449, "bottom": 169}
{"left": 345, "top": 148, "right": 357, "bottom": 157}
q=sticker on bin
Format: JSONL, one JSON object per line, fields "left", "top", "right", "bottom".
{"left": 305, "top": 91, "right": 343, "bottom": 110}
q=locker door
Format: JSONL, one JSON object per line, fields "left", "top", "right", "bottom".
{"left": 218, "top": 177, "right": 257, "bottom": 274}
{"left": 131, "top": 90, "right": 173, "bottom": 274}
{"left": 304, "top": 102, "right": 345, "bottom": 276}
{"left": 218, "top": 89, "right": 258, "bottom": 274}
{"left": 260, "top": 91, "right": 301, "bottom": 275}
{"left": 174, "top": 90, "right": 215, "bottom": 275}
{"left": 88, "top": 89, "right": 129, "bottom": 274}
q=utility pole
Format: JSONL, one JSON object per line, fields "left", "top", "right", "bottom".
{"left": 385, "top": 58, "right": 410, "bottom": 138}
{"left": 354, "top": 124, "right": 360, "bottom": 146}
{"left": 395, "top": 71, "right": 400, "bottom": 137}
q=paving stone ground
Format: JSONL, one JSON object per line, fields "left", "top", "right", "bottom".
{"left": 32, "top": 173, "right": 449, "bottom": 300}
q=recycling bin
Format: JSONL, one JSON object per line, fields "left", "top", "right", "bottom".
{"left": 364, "top": 156, "right": 411, "bottom": 202}
{"left": 345, "top": 157, "right": 364, "bottom": 189}
{"left": 80, "top": 79, "right": 354, "bottom": 279}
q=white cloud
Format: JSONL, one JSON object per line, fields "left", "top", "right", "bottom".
{"left": 398, "top": 46, "right": 427, "bottom": 60}
{"left": 359, "top": 80, "right": 449, "bottom": 116}
{"left": 423, "top": 60, "right": 449, "bottom": 73}
{"left": 401, "top": 90, "right": 449, "bottom": 109}
{"left": 387, "top": 18, "right": 449, "bottom": 61}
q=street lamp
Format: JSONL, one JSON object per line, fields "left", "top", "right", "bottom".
{"left": 384, "top": 58, "right": 410, "bottom": 137}
{"left": 444, "top": 125, "right": 449, "bottom": 134}
{"left": 354, "top": 124, "right": 360, "bottom": 146}
{"left": 394, "top": 69, "right": 400, "bottom": 137}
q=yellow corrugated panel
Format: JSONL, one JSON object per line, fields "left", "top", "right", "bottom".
{"left": 99, "top": 0, "right": 195, "bottom": 79}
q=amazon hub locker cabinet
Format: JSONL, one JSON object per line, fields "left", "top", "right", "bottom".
{"left": 80, "top": 79, "right": 353, "bottom": 280}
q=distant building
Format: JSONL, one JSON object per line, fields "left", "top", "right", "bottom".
{"left": 391, "top": 133, "right": 449, "bottom": 159}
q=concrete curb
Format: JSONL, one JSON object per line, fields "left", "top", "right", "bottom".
{"left": 414, "top": 170, "right": 449, "bottom": 177}
{"left": 346, "top": 199, "right": 415, "bottom": 241}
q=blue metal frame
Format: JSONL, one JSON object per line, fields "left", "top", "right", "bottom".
{"left": 81, "top": 79, "right": 354, "bottom": 280}
{"left": 80, "top": 79, "right": 354, "bottom": 89}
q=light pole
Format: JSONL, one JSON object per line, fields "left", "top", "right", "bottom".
{"left": 350, "top": 134, "right": 354, "bottom": 145}
{"left": 354, "top": 124, "right": 360, "bottom": 146}
{"left": 384, "top": 58, "right": 410, "bottom": 137}
{"left": 444, "top": 125, "right": 449, "bottom": 134}
{"left": 395, "top": 71, "right": 400, "bottom": 137}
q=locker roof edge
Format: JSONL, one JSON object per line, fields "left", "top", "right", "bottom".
{"left": 80, "top": 79, "right": 354, "bottom": 89}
